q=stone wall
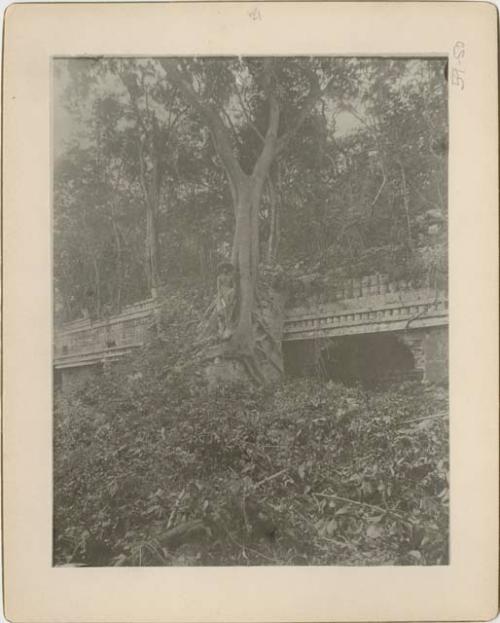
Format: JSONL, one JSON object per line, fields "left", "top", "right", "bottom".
{"left": 56, "top": 326, "right": 448, "bottom": 393}
{"left": 55, "top": 365, "right": 98, "bottom": 394}
{"left": 422, "top": 326, "right": 449, "bottom": 384}
{"left": 398, "top": 326, "right": 448, "bottom": 384}
{"left": 283, "top": 326, "right": 448, "bottom": 386}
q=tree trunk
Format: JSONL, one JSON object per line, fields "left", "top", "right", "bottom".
{"left": 138, "top": 136, "right": 162, "bottom": 301}
{"left": 110, "top": 207, "right": 123, "bottom": 313}
{"left": 398, "top": 161, "right": 413, "bottom": 251}
{"left": 266, "top": 170, "right": 280, "bottom": 264}
{"left": 159, "top": 59, "right": 316, "bottom": 387}
{"left": 206, "top": 174, "right": 286, "bottom": 388}
{"left": 121, "top": 73, "right": 165, "bottom": 302}
{"left": 145, "top": 202, "right": 160, "bottom": 298}
{"left": 92, "top": 257, "right": 101, "bottom": 319}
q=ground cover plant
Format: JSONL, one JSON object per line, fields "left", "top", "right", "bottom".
{"left": 54, "top": 347, "right": 448, "bottom": 567}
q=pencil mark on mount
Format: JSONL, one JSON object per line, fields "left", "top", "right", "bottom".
{"left": 248, "top": 7, "right": 262, "bottom": 20}
{"left": 451, "top": 41, "right": 465, "bottom": 90}
{"left": 52, "top": 56, "right": 449, "bottom": 568}
{"left": 453, "top": 41, "right": 465, "bottom": 63}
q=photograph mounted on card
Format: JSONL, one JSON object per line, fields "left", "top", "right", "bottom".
{"left": 3, "top": 2, "right": 498, "bottom": 622}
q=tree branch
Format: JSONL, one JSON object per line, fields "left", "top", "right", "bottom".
{"left": 252, "top": 90, "right": 280, "bottom": 181}
{"left": 370, "top": 167, "right": 387, "bottom": 214}
{"left": 275, "top": 66, "right": 330, "bottom": 155}
{"left": 234, "top": 82, "right": 265, "bottom": 143}
{"left": 159, "top": 58, "right": 245, "bottom": 189}
{"left": 220, "top": 107, "right": 245, "bottom": 149}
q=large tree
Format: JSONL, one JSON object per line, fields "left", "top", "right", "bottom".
{"left": 159, "top": 57, "right": 357, "bottom": 385}
{"left": 54, "top": 57, "right": 447, "bottom": 380}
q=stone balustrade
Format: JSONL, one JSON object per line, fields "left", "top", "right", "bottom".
{"left": 54, "top": 298, "right": 159, "bottom": 368}
{"left": 284, "top": 288, "right": 447, "bottom": 341}
{"left": 54, "top": 281, "right": 448, "bottom": 369}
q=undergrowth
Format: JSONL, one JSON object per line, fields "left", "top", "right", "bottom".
{"left": 54, "top": 360, "right": 448, "bottom": 566}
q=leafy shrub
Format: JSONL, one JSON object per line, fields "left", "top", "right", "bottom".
{"left": 54, "top": 285, "right": 447, "bottom": 565}
{"left": 54, "top": 362, "right": 448, "bottom": 566}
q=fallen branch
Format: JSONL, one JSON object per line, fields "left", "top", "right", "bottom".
{"left": 401, "top": 412, "right": 448, "bottom": 425}
{"left": 320, "top": 535, "right": 359, "bottom": 551}
{"left": 160, "top": 519, "right": 206, "bottom": 547}
{"left": 220, "top": 520, "right": 277, "bottom": 563}
{"left": 313, "top": 492, "right": 413, "bottom": 525}
{"left": 167, "top": 487, "right": 186, "bottom": 529}
{"left": 253, "top": 468, "right": 287, "bottom": 490}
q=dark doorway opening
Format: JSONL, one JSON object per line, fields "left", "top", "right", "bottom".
{"left": 319, "top": 333, "right": 418, "bottom": 387}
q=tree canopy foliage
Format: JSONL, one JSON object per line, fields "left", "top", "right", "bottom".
{"left": 54, "top": 56, "right": 447, "bottom": 322}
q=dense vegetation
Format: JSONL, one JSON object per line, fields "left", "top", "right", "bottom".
{"left": 54, "top": 57, "right": 447, "bottom": 321}
{"left": 54, "top": 57, "right": 448, "bottom": 566}
{"left": 54, "top": 292, "right": 448, "bottom": 566}
{"left": 55, "top": 371, "right": 448, "bottom": 566}
{"left": 54, "top": 364, "right": 448, "bottom": 566}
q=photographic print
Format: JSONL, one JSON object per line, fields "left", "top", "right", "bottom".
{"left": 52, "top": 55, "right": 449, "bottom": 567}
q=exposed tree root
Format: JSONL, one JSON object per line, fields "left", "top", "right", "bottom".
{"left": 198, "top": 283, "right": 286, "bottom": 388}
